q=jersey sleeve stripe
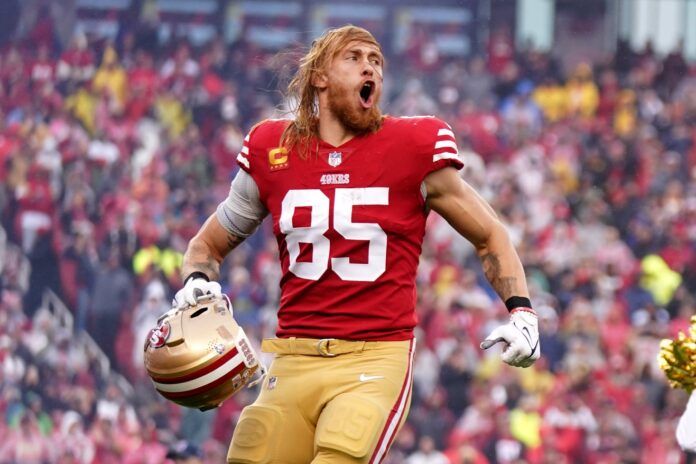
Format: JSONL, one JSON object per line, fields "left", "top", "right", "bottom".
{"left": 244, "top": 134, "right": 250, "bottom": 142}
{"left": 241, "top": 146, "right": 249, "bottom": 155}
{"left": 437, "top": 128, "right": 455, "bottom": 138}
{"left": 433, "top": 152, "right": 460, "bottom": 162}
{"left": 237, "top": 153, "right": 250, "bottom": 169}
{"left": 434, "top": 140, "right": 458, "bottom": 150}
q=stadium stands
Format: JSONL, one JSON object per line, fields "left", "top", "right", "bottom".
{"left": 0, "top": 9, "right": 695, "bottom": 464}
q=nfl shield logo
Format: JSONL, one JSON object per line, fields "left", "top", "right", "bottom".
{"left": 328, "top": 151, "right": 342, "bottom": 167}
{"left": 267, "top": 376, "right": 277, "bottom": 390}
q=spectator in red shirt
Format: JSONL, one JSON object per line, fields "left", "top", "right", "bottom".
{"left": 56, "top": 33, "right": 95, "bottom": 85}
{"left": 126, "top": 50, "right": 159, "bottom": 122}
{"left": 29, "top": 43, "right": 55, "bottom": 85}
{"left": 487, "top": 26, "right": 514, "bottom": 75}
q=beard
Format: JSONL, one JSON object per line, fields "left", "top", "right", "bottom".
{"left": 327, "top": 80, "right": 382, "bottom": 135}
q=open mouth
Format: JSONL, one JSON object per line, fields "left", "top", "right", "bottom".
{"left": 359, "top": 81, "right": 374, "bottom": 107}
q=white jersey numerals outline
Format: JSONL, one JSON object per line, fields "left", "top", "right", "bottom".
{"left": 279, "top": 188, "right": 389, "bottom": 282}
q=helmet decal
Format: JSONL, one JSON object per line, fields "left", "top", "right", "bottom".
{"left": 148, "top": 322, "right": 171, "bottom": 349}
{"left": 237, "top": 337, "right": 255, "bottom": 366}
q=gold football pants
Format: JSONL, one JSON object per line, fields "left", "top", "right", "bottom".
{"left": 227, "top": 337, "right": 415, "bottom": 464}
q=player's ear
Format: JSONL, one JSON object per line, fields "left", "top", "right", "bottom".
{"left": 312, "top": 70, "right": 328, "bottom": 90}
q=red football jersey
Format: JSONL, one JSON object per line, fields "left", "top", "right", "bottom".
{"left": 237, "top": 116, "right": 463, "bottom": 340}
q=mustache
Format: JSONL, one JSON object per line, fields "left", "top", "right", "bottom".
{"left": 328, "top": 82, "right": 382, "bottom": 135}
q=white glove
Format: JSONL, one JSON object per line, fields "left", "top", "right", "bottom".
{"left": 480, "top": 310, "right": 540, "bottom": 368}
{"left": 173, "top": 278, "right": 222, "bottom": 309}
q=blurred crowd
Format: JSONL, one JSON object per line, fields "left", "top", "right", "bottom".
{"left": 1, "top": 7, "right": 695, "bottom": 464}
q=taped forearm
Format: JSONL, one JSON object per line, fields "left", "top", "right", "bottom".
{"left": 216, "top": 170, "right": 268, "bottom": 238}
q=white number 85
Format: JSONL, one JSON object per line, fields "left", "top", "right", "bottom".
{"left": 279, "top": 188, "right": 389, "bottom": 282}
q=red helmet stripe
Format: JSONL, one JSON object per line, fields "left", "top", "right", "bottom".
{"left": 156, "top": 362, "right": 247, "bottom": 399}
{"left": 150, "top": 346, "right": 239, "bottom": 384}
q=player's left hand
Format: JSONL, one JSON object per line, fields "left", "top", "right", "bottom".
{"left": 480, "top": 309, "right": 540, "bottom": 368}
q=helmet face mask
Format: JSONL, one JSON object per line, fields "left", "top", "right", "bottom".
{"left": 144, "top": 294, "right": 264, "bottom": 411}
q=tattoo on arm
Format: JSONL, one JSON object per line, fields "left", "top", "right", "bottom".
{"left": 480, "top": 252, "right": 518, "bottom": 301}
{"left": 182, "top": 229, "right": 247, "bottom": 282}
{"left": 224, "top": 232, "right": 245, "bottom": 253}
{"left": 184, "top": 241, "right": 222, "bottom": 281}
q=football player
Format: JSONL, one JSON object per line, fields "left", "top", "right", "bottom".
{"left": 173, "top": 25, "right": 540, "bottom": 464}
{"left": 658, "top": 315, "right": 696, "bottom": 452}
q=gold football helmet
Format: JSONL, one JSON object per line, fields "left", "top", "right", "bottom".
{"left": 144, "top": 294, "right": 265, "bottom": 411}
{"left": 658, "top": 315, "right": 696, "bottom": 393}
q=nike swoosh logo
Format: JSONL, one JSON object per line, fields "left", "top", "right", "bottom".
{"left": 514, "top": 322, "right": 539, "bottom": 357}
{"left": 359, "top": 374, "right": 384, "bottom": 382}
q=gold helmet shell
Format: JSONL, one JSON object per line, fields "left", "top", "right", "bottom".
{"left": 144, "top": 294, "right": 264, "bottom": 411}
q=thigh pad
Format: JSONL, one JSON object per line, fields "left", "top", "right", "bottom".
{"left": 315, "top": 394, "right": 384, "bottom": 459}
{"left": 227, "top": 405, "right": 281, "bottom": 464}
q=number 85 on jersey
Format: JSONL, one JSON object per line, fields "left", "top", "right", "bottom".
{"left": 279, "top": 187, "right": 389, "bottom": 282}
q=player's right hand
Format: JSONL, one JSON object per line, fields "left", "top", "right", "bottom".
{"left": 173, "top": 277, "right": 222, "bottom": 309}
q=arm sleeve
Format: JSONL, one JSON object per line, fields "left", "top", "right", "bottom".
{"left": 677, "top": 392, "right": 696, "bottom": 452}
{"left": 215, "top": 169, "right": 268, "bottom": 238}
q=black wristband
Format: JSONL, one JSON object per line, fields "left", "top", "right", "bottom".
{"left": 184, "top": 271, "right": 210, "bottom": 284}
{"left": 505, "top": 296, "right": 532, "bottom": 312}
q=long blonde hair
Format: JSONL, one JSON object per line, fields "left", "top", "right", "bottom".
{"left": 280, "top": 25, "right": 382, "bottom": 159}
